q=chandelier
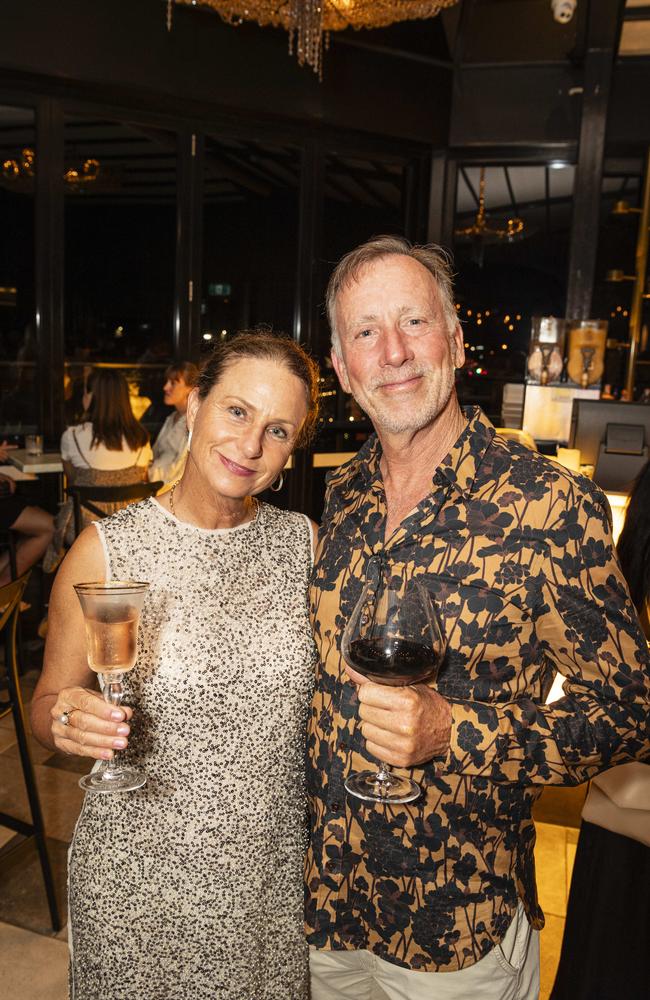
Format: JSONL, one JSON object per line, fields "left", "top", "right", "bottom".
{"left": 2, "top": 148, "right": 101, "bottom": 192}
{"left": 170, "top": 0, "right": 460, "bottom": 76}
{"left": 455, "top": 167, "right": 525, "bottom": 244}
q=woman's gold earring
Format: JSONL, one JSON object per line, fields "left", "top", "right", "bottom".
{"left": 270, "top": 472, "right": 284, "bottom": 493}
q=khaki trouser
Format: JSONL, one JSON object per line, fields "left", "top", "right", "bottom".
{"left": 310, "top": 901, "right": 540, "bottom": 1000}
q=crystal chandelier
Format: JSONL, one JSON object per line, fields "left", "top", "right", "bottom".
{"left": 170, "top": 0, "right": 460, "bottom": 76}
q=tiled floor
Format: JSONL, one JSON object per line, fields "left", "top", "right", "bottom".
{"left": 0, "top": 668, "right": 583, "bottom": 1000}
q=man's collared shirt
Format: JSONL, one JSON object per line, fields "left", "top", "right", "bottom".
{"left": 306, "top": 406, "right": 650, "bottom": 972}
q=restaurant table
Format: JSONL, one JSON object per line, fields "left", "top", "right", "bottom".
{"left": 8, "top": 450, "right": 64, "bottom": 503}
{"left": 7, "top": 450, "right": 63, "bottom": 474}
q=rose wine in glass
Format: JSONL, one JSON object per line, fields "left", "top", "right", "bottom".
{"left": 74, "top": 581, "right": 149, "bottom": 793}
{"left": 342, "top": 564, "right": 446, "bottom": 804}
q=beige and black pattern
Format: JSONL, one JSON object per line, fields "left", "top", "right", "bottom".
{"left": 306, "top": 406, "right": 650, "bottom": 974}
{"left": 69, "top": 498, "right": 316, "bottom": 1000}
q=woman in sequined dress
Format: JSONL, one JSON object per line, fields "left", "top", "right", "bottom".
{"left": 31, "top": 332, "right": 320, "bottom": 1000}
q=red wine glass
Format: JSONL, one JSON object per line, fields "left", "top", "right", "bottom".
{"left": 342, "top": 567, "right": 446, "bottom": 804}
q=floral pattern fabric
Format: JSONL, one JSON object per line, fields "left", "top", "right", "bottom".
{"left": 305, "top": 406, "right": 650, "bottom": 972}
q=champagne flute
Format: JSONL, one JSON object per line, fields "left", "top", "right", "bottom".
{"left": 342, "top": 562, "right": 447, "bottom": 804}
{"left": 74, "top": 580, "right": 149, "bottom": 793}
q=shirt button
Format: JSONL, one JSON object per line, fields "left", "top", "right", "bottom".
{"left": 340, "top": 741, "right": 348, "bottom": 751}
{"left": 325, "top": 860, "right": 338, "bottom": 873}
{"left": 331, "top": 801, "right": 341, "bottom": 812}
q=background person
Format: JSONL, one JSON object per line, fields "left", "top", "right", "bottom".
{"left": 45, "top": 369, "right": 153, "bottom": 569}
{"left": 0, "top": 442, "right": 54, "bottom": 586}
{"left": 31, "top": 332, "right": 319, "bottom": 1000}
{"left": 148, "top": 360, "right": 199, "bottom": 486}
{"left": 551, "top": 460, "right": 650, "bottom": 1000}
{"left": 306, "top": 236, "right": 650, "bottom": 1000}
{"left": 61, "top": 368, "right": 152, "bottom": 484}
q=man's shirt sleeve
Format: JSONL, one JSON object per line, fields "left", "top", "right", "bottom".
{"left": 441, "top": 493, "right": 650, "bottom": 785}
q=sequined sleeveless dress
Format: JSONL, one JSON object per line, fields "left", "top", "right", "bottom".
{"left": 68, "top": 498, "right": 316, "bottom": 1000}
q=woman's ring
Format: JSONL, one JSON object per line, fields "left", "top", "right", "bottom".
{"left": 58, "top": 711, "right": 73, "bottom": 726}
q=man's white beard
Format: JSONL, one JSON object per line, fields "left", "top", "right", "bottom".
{"left": 356, "top": 360, "right": 457, "bottom": 436}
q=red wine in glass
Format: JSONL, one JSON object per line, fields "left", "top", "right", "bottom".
{"left": 342, "top": 566, "right": 446, "bottom": 804}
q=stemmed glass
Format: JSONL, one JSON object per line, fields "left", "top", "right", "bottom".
{"left": 342, "top": 562, "right": 447, "bottom": 804}
{"left": 74, "top": 580, "right": 149, "bottom": 794}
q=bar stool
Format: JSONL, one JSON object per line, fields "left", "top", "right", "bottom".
{"left": 0, "top": 527, "right": 18, "bottom": 580}
{"left": 0, "top": 571, "right": 61, "bottom": 932}
{"left": 0, "top": 526, "right": 26, "bottom": 672}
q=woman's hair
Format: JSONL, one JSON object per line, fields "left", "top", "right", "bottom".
{"left": 85, "top": 369, "right": 149, "bottom": 452}
{"left": 325, "top": 234, "right": 457, "bottom": 354}
{"left": 617, "top": 460, "right": 650, "bottom": 615}
{"left": 197, "top": 331, "right": 320, "bottom": 447}
{"left": 165, "top": 360, "right": 200, "bottom": 387}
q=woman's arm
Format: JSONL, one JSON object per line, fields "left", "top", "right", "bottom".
{"left": 62, "top": 459, "right": 77, "bottom": 484}
{"left": 30, "top": 525, "right": 133, "bottom": 759}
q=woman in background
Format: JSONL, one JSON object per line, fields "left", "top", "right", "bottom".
{"left": 61, "top": 368, "right": 152, "bottom": 483}
{"left": 0, "top": 439, "right": 54, "bottom": 586}
{"left": 551, "top": 462, "right": 650, "bottom": 1000}
{"left": 45, "top": 369, "right": 152, "bottom": 569}
{"left": 148, "top": 360, "right": 199, "bottom": 486}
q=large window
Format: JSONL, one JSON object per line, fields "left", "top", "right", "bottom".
{"left": 201, "top": 135, "right": 300, "bottom": 351}
{"left": 452, "top": 162, "right": 576, "bottom": 421}
{"left": 0, "top": 105, "right": 37, "bottom": 437}
{"left": 64, "top": 116, "right": 177, "bottom": 426}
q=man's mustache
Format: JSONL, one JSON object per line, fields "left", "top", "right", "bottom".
{"left": 368, "top": 365, "right": 430, "bottom": 390}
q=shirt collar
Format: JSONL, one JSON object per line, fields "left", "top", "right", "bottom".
{"left": 328, "top": 406, "right": 495, "bottom": 503}
{"left": 437, "top": 406, "right": 496, "bottom": 499}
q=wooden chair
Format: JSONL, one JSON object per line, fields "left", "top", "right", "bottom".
{"left": 67, "top": 481, "right": 163, "bottom": 539}
{"left": 0, "top": 571, "right": 61, "bottom": 931}
{"left": 0, "top": 528, "right": 18, "bottom": 580}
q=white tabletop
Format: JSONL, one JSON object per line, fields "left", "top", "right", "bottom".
{"left": 8, "top": 449, "right": 63, "bottom": 474}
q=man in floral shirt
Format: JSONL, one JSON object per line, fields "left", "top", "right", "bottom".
{"left": 306, "top": 236, "right": 650, "bottom": 1000}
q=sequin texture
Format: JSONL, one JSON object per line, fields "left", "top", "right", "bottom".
{"left": 68, "top": 498, "right": 316, "bottom": 999}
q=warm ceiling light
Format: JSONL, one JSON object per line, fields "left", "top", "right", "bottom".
{"left": 455, "top": 167, "right": 526, "bottom": 246}
{"left": 171, "top": 0, "right": 460, "bottom": 75}
{"left": 2, "top": 147, "right": 102, "bottom": 192}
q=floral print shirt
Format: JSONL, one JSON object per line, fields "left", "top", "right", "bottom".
{"left": 305, "top": 406, "right": 650, "bottom": 972}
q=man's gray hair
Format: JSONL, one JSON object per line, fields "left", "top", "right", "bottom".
{"left": 325, "top": 235, "right": 458, "bottom": 355}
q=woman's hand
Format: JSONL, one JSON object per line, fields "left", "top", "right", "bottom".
{"left": 50, "top": 685, "right": 133, "bottom": 760}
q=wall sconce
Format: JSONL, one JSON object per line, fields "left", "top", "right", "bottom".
{"left": 605, "top": 269, "right": 635, "bottom": 283}
{"left": 612, "top": 200, "right": 642, "bottom": 216}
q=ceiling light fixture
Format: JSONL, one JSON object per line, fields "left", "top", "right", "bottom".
{"left": 1, "top": 147, "right": 101, "bottom": 192}
{"left": 169, "top": 0, "right": 460, "bottom": 76}
{"left": 454, "top": 166, "right": 526, "bottom": 265}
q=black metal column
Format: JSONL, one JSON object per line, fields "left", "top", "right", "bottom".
{"left": 35, "top": 98, "right": 64, "bottom": 446}
{"left": 290, "top": 138, "right": 324, "bottom": 517}
{"left": 403, "top": 154, "right": 432, "bottom": 245}
{"left": 174, "top": 130, "right": 204, "bottom": 362}
{"left": 427, "top": 152, "right": 458, "bottom": 251}
{"left": 565, "top": 0, "right": 627, "bottom": 320}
